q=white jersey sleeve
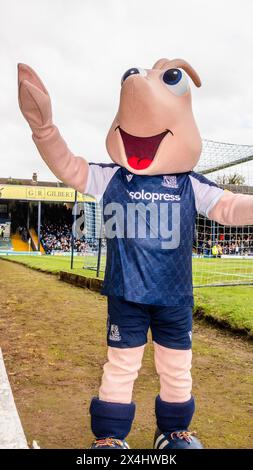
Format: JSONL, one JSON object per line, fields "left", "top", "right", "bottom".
{"left": 189, "top": 172, "right": 224, "bottom": 218}
{"left": 85, "top": 163, "right": 120, "bottom": 199}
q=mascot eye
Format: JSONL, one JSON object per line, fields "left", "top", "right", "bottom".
{"left": 162, "top": 68, "right": 189, "bottom": 96}
{"left": 121, "top": 67, "right": 147, "bottom": 85}
{"left": 163, "top": 68, "right": 182, "bottom": 85}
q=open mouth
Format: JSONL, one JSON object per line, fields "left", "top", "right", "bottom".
{"left": 117, "top": 127, "right": 173, "bottom": 170}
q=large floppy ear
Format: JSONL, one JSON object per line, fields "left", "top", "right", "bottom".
{"left": 152, "top": 57, "right": 201, "bottom": 87}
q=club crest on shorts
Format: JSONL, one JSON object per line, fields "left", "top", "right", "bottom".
{"left": 161, "top": 175, "right": 178, "bottom": 189}
{"left": 109, "top": 324, "right": 121, "bottom": 342}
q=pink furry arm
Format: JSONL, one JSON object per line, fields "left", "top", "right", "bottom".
{"left": 209, "top": 191, "right": 253, "bottom": 226}
{"left": 18, "top": 63, "right": 88, "bottom": 193}
{"left": 32, "top": 126, "right": 88, "bottom": 193}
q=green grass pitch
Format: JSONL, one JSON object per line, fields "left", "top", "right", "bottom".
{"left": 1, "top": 255, "right": 253, "bottom": 335}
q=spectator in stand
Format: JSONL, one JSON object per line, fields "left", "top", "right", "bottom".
{"left": 40, "top": 222, "right": 93, "bottom": 254}
{"left": 217, "top": 244, "right": 222, "bottom": 258}
{"left": 211, "top": 244, "right": 218, "bottom": 258}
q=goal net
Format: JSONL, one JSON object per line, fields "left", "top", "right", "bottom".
{"left": 76, "top": 201, "right": 106, "bottom": 273}
{"left": 79, "top": 139, "right": 253, "bottom": 286}
{"left": 193, "top": 140, "right": 253, "bottom": 287}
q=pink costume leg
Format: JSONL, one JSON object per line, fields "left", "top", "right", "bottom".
{"left": 154, "top": 342, "right": 192, "bottom": 403}
{"left": 153, "top": 342, "right": 195, "bottom": 437}
{"left": 90, "top": 345, "right": 145, "bottom": 439}
{"left": 99, "top": 345, "right": 145, "bottom": 404}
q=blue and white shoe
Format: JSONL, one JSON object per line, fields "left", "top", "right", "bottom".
{"left": 154, "top": 428, "right": 203, "bottom": 449}
{"left": 90, "top": 437, "right": 130, "bottom": 449}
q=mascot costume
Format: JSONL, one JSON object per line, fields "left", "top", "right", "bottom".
{"left": 18, "top": 59, "right": 253, "bottom": 449}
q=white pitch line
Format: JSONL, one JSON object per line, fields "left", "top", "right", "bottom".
{"left": 194, "top": 270, "right": 253, "bottom": 279}
{"left": 0, "top": 348, "right": 28, "bottom": 449}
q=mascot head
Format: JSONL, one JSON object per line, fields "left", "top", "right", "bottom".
{"left": 106, "top": 58, "right": 202, "bottom": 175}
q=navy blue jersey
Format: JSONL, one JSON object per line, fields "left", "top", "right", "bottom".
{"left": 85, "top": 164, "right": 224, "bottom": 306}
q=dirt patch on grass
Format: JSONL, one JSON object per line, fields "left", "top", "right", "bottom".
{"left": 0, "top": 259, "right": 252, "bottom": 449}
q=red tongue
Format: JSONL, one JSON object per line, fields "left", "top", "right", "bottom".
{"left": 128, "top": 156, "right": 152, "bottom": 170}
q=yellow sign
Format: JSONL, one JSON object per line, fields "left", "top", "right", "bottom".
{"left": 0, "top": 185, "right": 95, "bottom": 203}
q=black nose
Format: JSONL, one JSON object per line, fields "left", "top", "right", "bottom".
{"left": 121, "top": 68, "right": 140, "bottom": 85}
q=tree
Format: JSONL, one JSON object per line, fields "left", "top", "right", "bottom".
{"left": 215, "top": 173, "right": 245, "bottom": 185}
{"left": 6, "top": 178, "right": 23, "bottom": 185}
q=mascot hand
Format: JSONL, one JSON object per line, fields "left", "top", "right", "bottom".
{"left": 18, "top": 63, "right": 52, "bottom": 136}
{"left": 17, "top": 63, "right": 89, "bottom": 193}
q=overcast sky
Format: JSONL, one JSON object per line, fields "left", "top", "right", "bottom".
{"left": 1, "top": 0, "right": 253, "bottom": 182}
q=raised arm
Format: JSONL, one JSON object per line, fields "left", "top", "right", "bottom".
{"left": 18, "top": 64, "right": 89, "bottom": 193}
{"left": 208, "top": 191, "right": 253, "bottom": 226}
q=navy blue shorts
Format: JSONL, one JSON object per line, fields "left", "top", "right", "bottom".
{"left": 107, "top": 296, "right": 192, "bottom": 350}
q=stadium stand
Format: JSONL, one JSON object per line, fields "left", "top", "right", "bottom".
{"left": 11, "top": 232, "right": 30, "bottom": 252}
{"left": 29, "top": 227, "right": 45, "bottom": 253}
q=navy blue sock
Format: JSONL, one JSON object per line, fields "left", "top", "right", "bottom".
{"left": 90, "top": 397, "right": 135, "bottom": 440}
{"left": 155, "top": 395, "right": 195, "bottom": 433}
